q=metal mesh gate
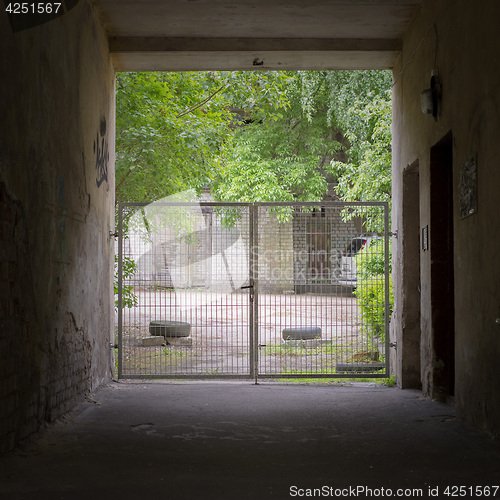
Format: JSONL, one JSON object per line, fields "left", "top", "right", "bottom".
{"left": 117, "top": 202, "right": 390, "bottom": 379}
{"left": 117, "top": 203, "right": 253, "bottom": 378}
{"left": 254, "top": 203, "right": 389, "bottom": 378}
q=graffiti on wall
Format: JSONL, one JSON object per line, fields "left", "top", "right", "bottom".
{"left": 94, "top": 117, "right": 109, "bottom": 188}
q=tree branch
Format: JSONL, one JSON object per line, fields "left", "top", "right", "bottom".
{"left": 176, "top": 84, "right": 228, "bottom": 119}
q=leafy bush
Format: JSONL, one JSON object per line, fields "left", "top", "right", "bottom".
{"left": 354, "top": 239, "right": 393, "bottom": 342}
{"left": 356, "top": 239, "right": 387, "bottom": 277}
{"left": 114, "top": 255, "right": 138, "bottom": 311}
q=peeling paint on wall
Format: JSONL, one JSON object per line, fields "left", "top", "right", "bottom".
{"left": 459, "top": 155, "right": 477, "bottom": 219}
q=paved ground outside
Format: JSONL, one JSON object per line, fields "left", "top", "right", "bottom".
{"left": 1, "top": 381, "right": 499, "bottom": 500}
{"left": 120, "top": 290, "right": 380, "bottom": 377}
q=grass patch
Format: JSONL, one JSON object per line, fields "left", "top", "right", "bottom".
{"left": 259, "top": 341, "right": 358, "bottom": 357}
{"left": 274, "top": 373, "right": 396, "bottom": 386}
{"left": 120, "top": 345, "right": 192, "bottom": 375}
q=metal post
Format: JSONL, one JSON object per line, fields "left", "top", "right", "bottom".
{"left": 248, "top": 204, "right": 255, "bottom": 380}
{"left": 384, "top": 201, "right": 390, "bottom": 377}
{"left": 252, "top": 205, "right": 259, "bottom": 384}
{"left": 117, "top": 203, "right": 124, "bottom": 379}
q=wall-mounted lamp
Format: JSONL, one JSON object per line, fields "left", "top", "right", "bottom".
{"left": 421, "top": 69, "right": 441, "bottom": 120}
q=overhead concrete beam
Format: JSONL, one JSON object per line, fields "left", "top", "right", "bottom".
{"left": 110, "top": 37, "right": 401, "bottom": 53}
{"left": 109, "top": 37, "right": 401, "bottom": 71}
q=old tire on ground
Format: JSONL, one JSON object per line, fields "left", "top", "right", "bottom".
{"left": 282, "top": 326, "right": 321, "bottom": 341}
{"left": 149, "top": 320, "right": 191, "bottom": 338}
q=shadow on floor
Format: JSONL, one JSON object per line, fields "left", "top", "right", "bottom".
{"left": 1, "top": 381, "right": 499, "bottom": 500}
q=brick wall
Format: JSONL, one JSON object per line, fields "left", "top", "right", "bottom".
{"left": 0, "top": 183, "right": 97, "bottom": 453}
{"left": 292, "top": 207, "right": 359, "bottom": 293}
{"left": 0, "top": 183, "right": 41, "bottom": 450}
{"left": 0, "top": 1, "right": 115, "bottom": 454}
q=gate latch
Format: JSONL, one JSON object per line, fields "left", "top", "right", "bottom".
{"left": 240, "top": 284, "right": 254, "bottom": 300}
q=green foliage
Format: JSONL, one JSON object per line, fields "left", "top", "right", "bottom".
{"left": 355, "top": 275, "right": 393, "bottom": 341}
{"left": 212, "top": 71, "right": 344, "bottom": 203}
{"left": 382, "top": 374, "right": 397, "bottom": 387}
{"left": 114, "top": 255, "right": 138, "bottom": 311}
{"left": 356, "top": 239, "right": 388, "bottom": 278}
{"left": 115, "top": 71, "right": 296, "bottom": 204}
{"left": 354, "top": 240, "right": 393, "bottom": 342}
{"left": 115, "top": 69, "right": 395, "bottom": 304}
{"left": 290, "top": 70, "right": 394, "bottom": 230}
{"left": 275, "top": 376, "right": 395, "bottom": 385}
{"left": 331, "top": 94, "right": 392, "bottom": 231}
{"left": 116, "top": 70, "right": 392, "bottom": 212}
{"left": 115, "top": 71, "right": 234, "bottom": 205}
{"left": 211, "top": 70, "right": 392, "bottom": 209}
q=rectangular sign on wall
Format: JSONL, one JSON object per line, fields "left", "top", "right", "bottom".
{"left": 422, "top": 225, "right": 429, "bottom": 251}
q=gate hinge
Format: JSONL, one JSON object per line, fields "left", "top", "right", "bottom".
{"left": 109, "top": 231, "right": 120, "bottom": 239}
{"left": 389, "top": 230, "right": 398, "bottom": 238}
{"left": 389, "top": 342, "right": 397, "bottom": 349}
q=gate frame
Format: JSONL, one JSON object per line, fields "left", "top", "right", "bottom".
{"left": 117, "top": 201, "right": 391, "bottom": 380}
{"left": 252, "top": 201, "right": 390, "bottom": 380}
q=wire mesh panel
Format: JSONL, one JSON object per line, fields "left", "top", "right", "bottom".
{"left": 117, "top": 202, "right": 252, "bottom": 378}
{"left": 254, "top": 202, "right": 389, "bottom": 378}
{"left": 117, "top": 201, "right": 390, "bottom": 379}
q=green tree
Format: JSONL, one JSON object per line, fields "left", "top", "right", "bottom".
{"left": 211, "top": 70, "right": 392, "bottom": 209}
{"left": 314, "top": 71, "right": 393, "bottom": 230}
{"left": 330, "top": 93, "right": 392, "bottom": 231}
{"left": 115, "top": 71, "right": 234, "bottom": 204}
{"left": 115, "top": 70, "right": 392, "bottom": 212}
{"left": 115, "top": 71, "right": 295, "bottom": 203}
{"left": 212, "top": 71, "right": 341, "bottom": 203}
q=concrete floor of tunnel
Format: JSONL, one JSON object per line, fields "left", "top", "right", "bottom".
{"left": 1, "top": 381, "right": 499, "bottom": 500}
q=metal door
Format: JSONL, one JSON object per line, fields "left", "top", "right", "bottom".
{"left": 253, "top": 202, "right": 390, "bottom": 379}
{"left": 117, "top": 201, "right": 390, "bottom": 379}
{"left": 117, "top": 202, "right": 254, "bottom": 378}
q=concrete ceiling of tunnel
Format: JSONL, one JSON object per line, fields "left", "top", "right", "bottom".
{"left": 94, "top": 0, "right": 422, "bottom": 71}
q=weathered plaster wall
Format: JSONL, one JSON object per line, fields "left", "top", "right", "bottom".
{"left": 392, "top": 0, "right": 500, "bottom": 436}
{"left": 0, "top": 1, "right": 115, "bottom": 453}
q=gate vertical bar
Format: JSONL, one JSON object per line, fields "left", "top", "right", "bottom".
{"left": 253, "top": 205, "right": 259, "bottom": 383}
{"left": 248, "top": 204, "right": 255, "bottom": 380}
{"left": 384, "top": 201, "right": 390, "bottom": 376}
{"left": 117, "top": 203, "right": 124, "bottom": 379}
